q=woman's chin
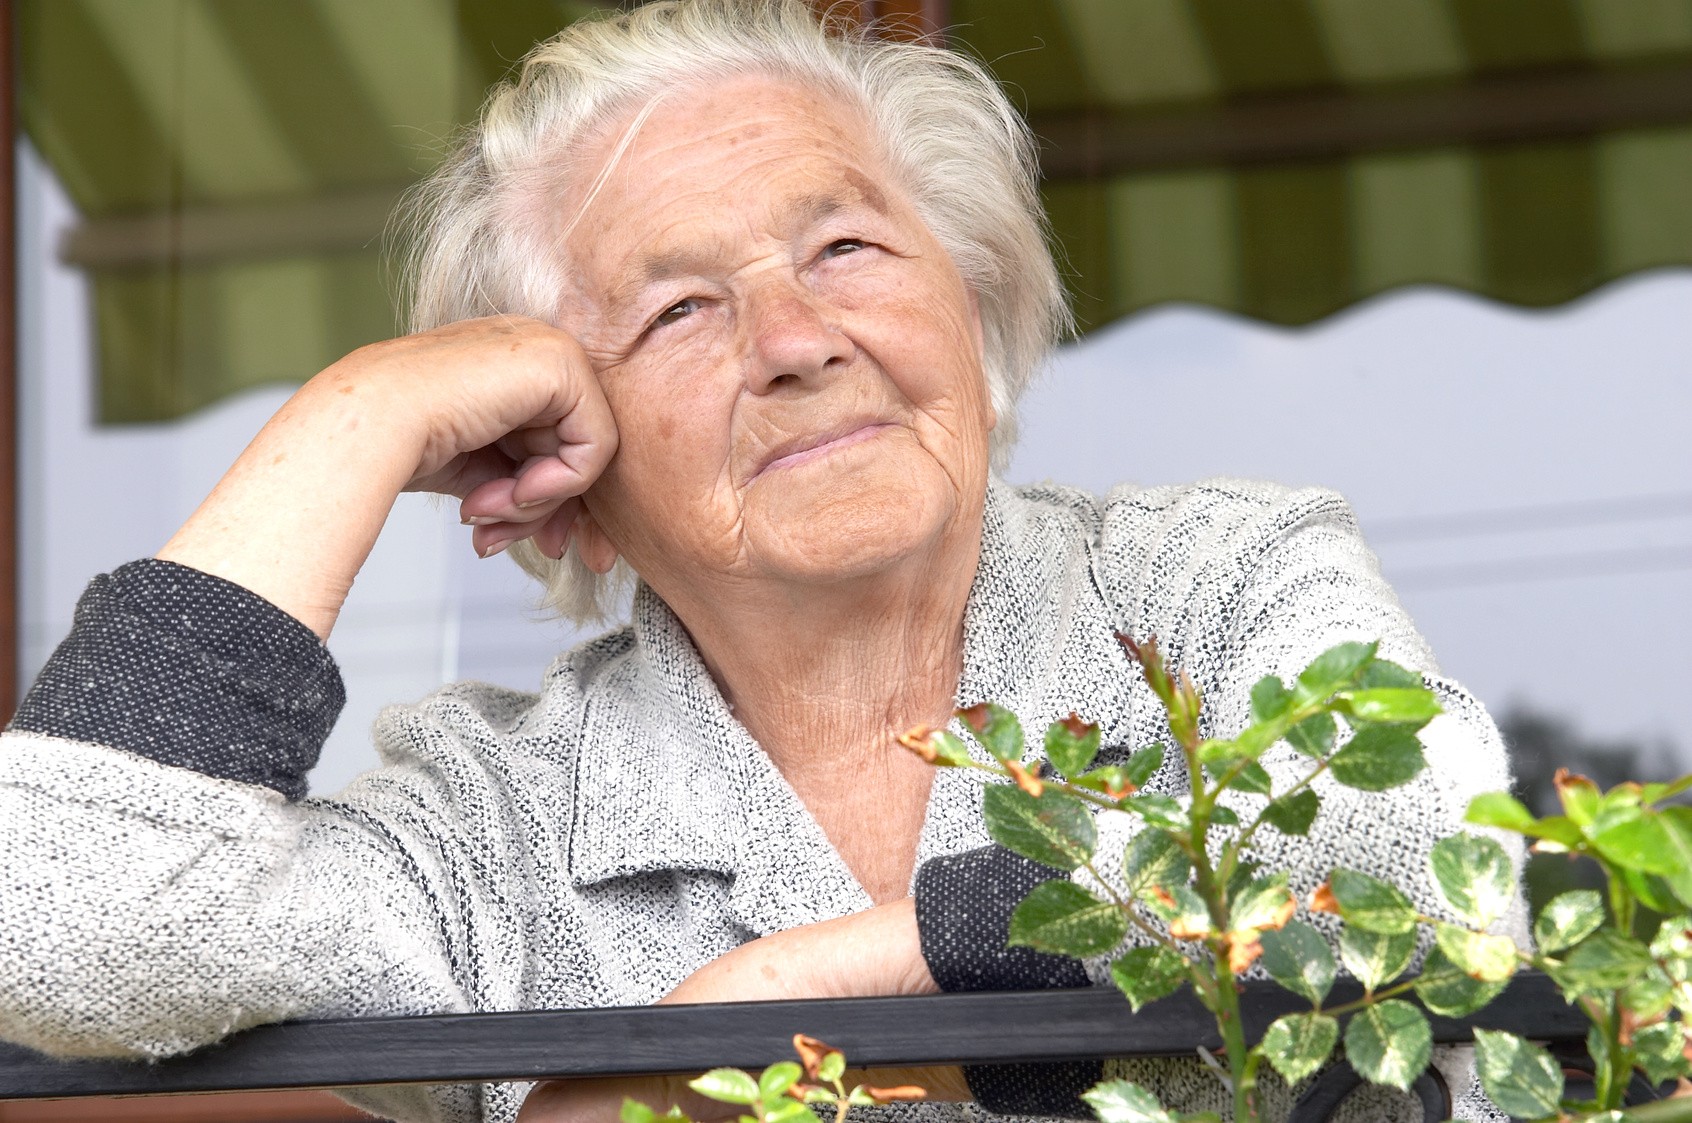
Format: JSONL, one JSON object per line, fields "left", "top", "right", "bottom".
{"left": 742, "top": 462, "right": 966, "bottom": 584}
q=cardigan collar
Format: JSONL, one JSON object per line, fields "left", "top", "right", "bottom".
{"left": 564, "top": 479, "right": 1135, "bottom": 936}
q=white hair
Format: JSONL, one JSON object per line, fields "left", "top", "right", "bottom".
{"left": 396, "top": 0, "right": 1070, "bottom": 623}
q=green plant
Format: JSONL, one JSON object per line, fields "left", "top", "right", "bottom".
{"left": 619, "top": 1035, "right": 925, "bottom": 1123}
{"left": 899, "top": 633, "right": 1692, "bottom": 1123}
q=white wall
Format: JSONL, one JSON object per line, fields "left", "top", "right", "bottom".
{"left": 15, "top": 142, "right": 462, "bottom": 795}
{"left": 1010, "top": 278, "right": 1692, "bottom": 765}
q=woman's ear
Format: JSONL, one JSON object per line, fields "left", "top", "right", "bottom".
{"left": 572, "top": 510, "right": 621, "bottom": 575}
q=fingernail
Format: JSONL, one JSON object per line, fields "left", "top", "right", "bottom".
{"left": 515, "top": 498, "right": 549, "bottom": 510}
{"left": 478, "top": 540, "right": 510, "bottom": 559}
{"left": 462, "top": 515, "right": 498, "bottom": 526}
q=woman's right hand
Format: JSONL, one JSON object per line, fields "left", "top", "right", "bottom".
{"left": 155, "top": 316, "right": 618, "bottom": 639}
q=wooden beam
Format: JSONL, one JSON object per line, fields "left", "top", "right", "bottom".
{"left": 0, "top": 975, "right": 1582, "bottom": 1100}
{"left": 1, "top": 0, "right": 17, "bottom": 724}
{"left": 1032, "top": 62, "right": 1692, "bottom": 179}
{"left": 57, "top": 186, "right": 402, "bottom": 272}
{"left": 59, "top": 59, "right": 1692, "bottom": 271}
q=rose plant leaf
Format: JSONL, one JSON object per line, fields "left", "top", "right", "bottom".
{"left": 1123, "top": 829, "right": 1192, "bottom": 898}
{"left": 816, "top": 1050, "right": 846, "bottom": 1085}
{"left": 925, "top": 731, "right": 974, "bottom": 767}
{"left": 1336, "top": 688, "right": 1441, "bottom": 727}
{"left": 1081, "top": 1080, "right": 1180, "bottom": 1123}
{"left": 691, "top": 1069, "right": 762, "bottom": 1105}
{"left": 1123, "top": 792, "right": 1191, "bottom": 833}
{"left": 1343, "top": 999, "right": 1432, "bottom": 1091}
{"left": 1429, "top": 833, "right": 1515, "bottom": 929}
{"left": 982, "top": 785, "right": 1096, "bottom": 871}
{"left": 1226, "top": 761, "right": 1274, "bottom": 797}
{"left": 1472, "top": 1029, "right": 1563, "bottom": 1120}
{"left": 1622, "top": 967, "right": 1675, "bottom": 1022}
{"left": 1338, "top": 925, "right": 1416, "bottom": 992}
{"left": 1329, "top": 868, "right": 1418, "bottom": 934}
{"left": 1286, "top": 712, "right": 1337, "bottom": 759}
{"left": 1433, "top": 923, "right": 1518, "bottom": 984}
{"left": 1631, "top": 1021, "right": 1691, "bottom": 1086}
{"left": 1229, "top": 873, "right": 1295, "bottom": 932}
{"left": 1208, "top": 805, "right": 1239, "bottom": 828}
{"left": 1147, "top": 882, "right": 1212, "bottom": 940}
{"left": 1122, "top": 744, "right": 1166, "bottom": 790}
{"left": 1261, "top": 1012, "right": 1339, "bottom": 1085}
{"left": 758, "top": 1063, "right": 802, "bottom": 1102}
{"left": 1250, "top": 675, "right": 1292, "bottom": 722}
{"left": 1464, "top": 792, "right": 1537, "bottom": 834}
{"left": 764, "top": 1102, "right": 821, "bottom": 1123}
{"left": 1045, "top": 716, "right": 1101, "bottom": 779}
{"left": 1327, "top": 726, "right": 1426, "bottom": 791}
{"left": 1620, "top": 865, "right": 1683, "bottom": 915}
{"left": 1555, "top": 771, "right": 1601, "bottom": 826}
{"left": 1590, "top": 806, "right": 1679, "bottom": 876}
{"left": 1656, "top": 807, "right": 1692, "bottom": 907}
{"left": 1550, "top": 929, "right": 1654, "bottom": 995}
{"left": 1009, "top": 880, "right": 1128, "bottom": 958}
{"left": 1109, "top": 946, "right": 1188, "bottom": 1013}
{"left": 1533, "top": 889, "right": 1605, "bottom": 954}
{"left": 1263, "top": 789, "right": 1320, "bottom": 837}
{"left": 1294, "top": 641, "right": 1378, "bottom": 704}
{"left": 1358, "top": 659, "right": 1422, "bottom": 690}
{"left": 961, "top": 702, "right": 1024, "bottom": 763}
{"left": 1413, "top": 945, "right": 1507, "bottom": 1017}
{"left": 1258, "top": 920, "right": 1336, "bottom": 1005}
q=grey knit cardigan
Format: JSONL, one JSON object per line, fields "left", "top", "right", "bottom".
{"left": 0, "top": 478, "right": 1516, "bottom": 1123}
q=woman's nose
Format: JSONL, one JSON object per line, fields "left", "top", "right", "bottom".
{"left": 743, "top": 280, "right": 852, "bottom": 393}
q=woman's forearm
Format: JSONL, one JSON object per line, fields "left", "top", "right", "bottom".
{"left": 155, "top": 365, "right": 419, "bottom": 640}
{"left": 154, "top": 317, "right": 617, "bottom": 640}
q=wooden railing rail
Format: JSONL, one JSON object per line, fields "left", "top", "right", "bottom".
{"left": 0, "top": 974, "right": 1581, "bottom": 1102}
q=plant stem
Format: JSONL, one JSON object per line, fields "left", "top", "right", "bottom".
{"left": 1174, "top": 711, "right": 1263, "bottom": 1122}
{"left": 1201, "top": 933, "right": 1259, "bottom": 1123}
{"left": 1593, "top": 1095, "right": 1692, "bottom": 1122}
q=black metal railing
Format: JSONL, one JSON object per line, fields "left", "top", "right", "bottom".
{"left": 0, "top": 974, "right": 1592, "bottom": 1121}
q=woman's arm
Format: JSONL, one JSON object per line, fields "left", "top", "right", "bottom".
{"left": 155, "top": 315, "right": 616, "bottom": 639}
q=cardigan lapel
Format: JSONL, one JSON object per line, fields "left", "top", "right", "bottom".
{"left": 565, "top": 480, "right": 1146, "bottom": 932}
{"left": 566, "top": 584, "right": 871, "bottom": 935}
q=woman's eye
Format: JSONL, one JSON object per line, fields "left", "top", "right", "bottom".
{"left": 653, "top": 298, "right": 701, "bottom": 329}
{"left": 822, "top": 239, "right": 865, "bottom": 258}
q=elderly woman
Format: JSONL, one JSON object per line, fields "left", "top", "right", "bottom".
{"left": 0, "top": 2, "right": 1514, "bottom": 1122}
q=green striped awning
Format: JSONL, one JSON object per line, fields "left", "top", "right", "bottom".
{"left": 18, "top": 0, "right": 1692, "bottom": 423}
{"left": 952, "top": 0, "right": 1692, "bottom": 329}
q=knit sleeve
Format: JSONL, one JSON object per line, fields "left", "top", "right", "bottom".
{"left": 914, "top": 845, "right": 1102, "bottom": 1117}
{"left": 7, "top": 558, "right": 343, "bottom": 800}
{"left": 0, "top": 566, "right": 526, "bottom": 1121}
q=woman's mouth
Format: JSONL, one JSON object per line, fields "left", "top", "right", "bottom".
{"left": 752, "top": 422, "right": 895, "bottom": 482}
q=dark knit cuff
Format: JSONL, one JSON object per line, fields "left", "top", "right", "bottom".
{"left": 9, "top": 559, "right": 344, "bottom": 800}
{"left": 915, "top": 844, "right": 1101, "bottom": 1117}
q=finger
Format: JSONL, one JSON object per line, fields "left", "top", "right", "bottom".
{"left": 493, "top": 425, "right": 565, "bottom": 465}
{"left": 460, "top": 466, "right": 562, "bottom": 525}
{"left": 410, "top": 446, "right": 522, "bottom": 502}
{"left": 507, "top": 390, "right": 622, "bottom": 503}
{"left": 531, "top": 500, "right": 583, "bottom": 560}
{"left": 509, "top": 454, "right": 597, "bottom": 509}
{"left": 466, "top": 498, "right": 583, "bottom": 560}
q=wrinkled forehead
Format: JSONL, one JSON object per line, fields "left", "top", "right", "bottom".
{"left": 550, "top": 73, "right": 908, "bottom": 304}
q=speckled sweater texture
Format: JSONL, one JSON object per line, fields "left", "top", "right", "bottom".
{"left": 0, "top": 478, "right": 1518, "bottom": 1122}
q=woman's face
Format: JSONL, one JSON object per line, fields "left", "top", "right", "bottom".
{"left": 557, "top": 74, "right": 995, "bottom": 606}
